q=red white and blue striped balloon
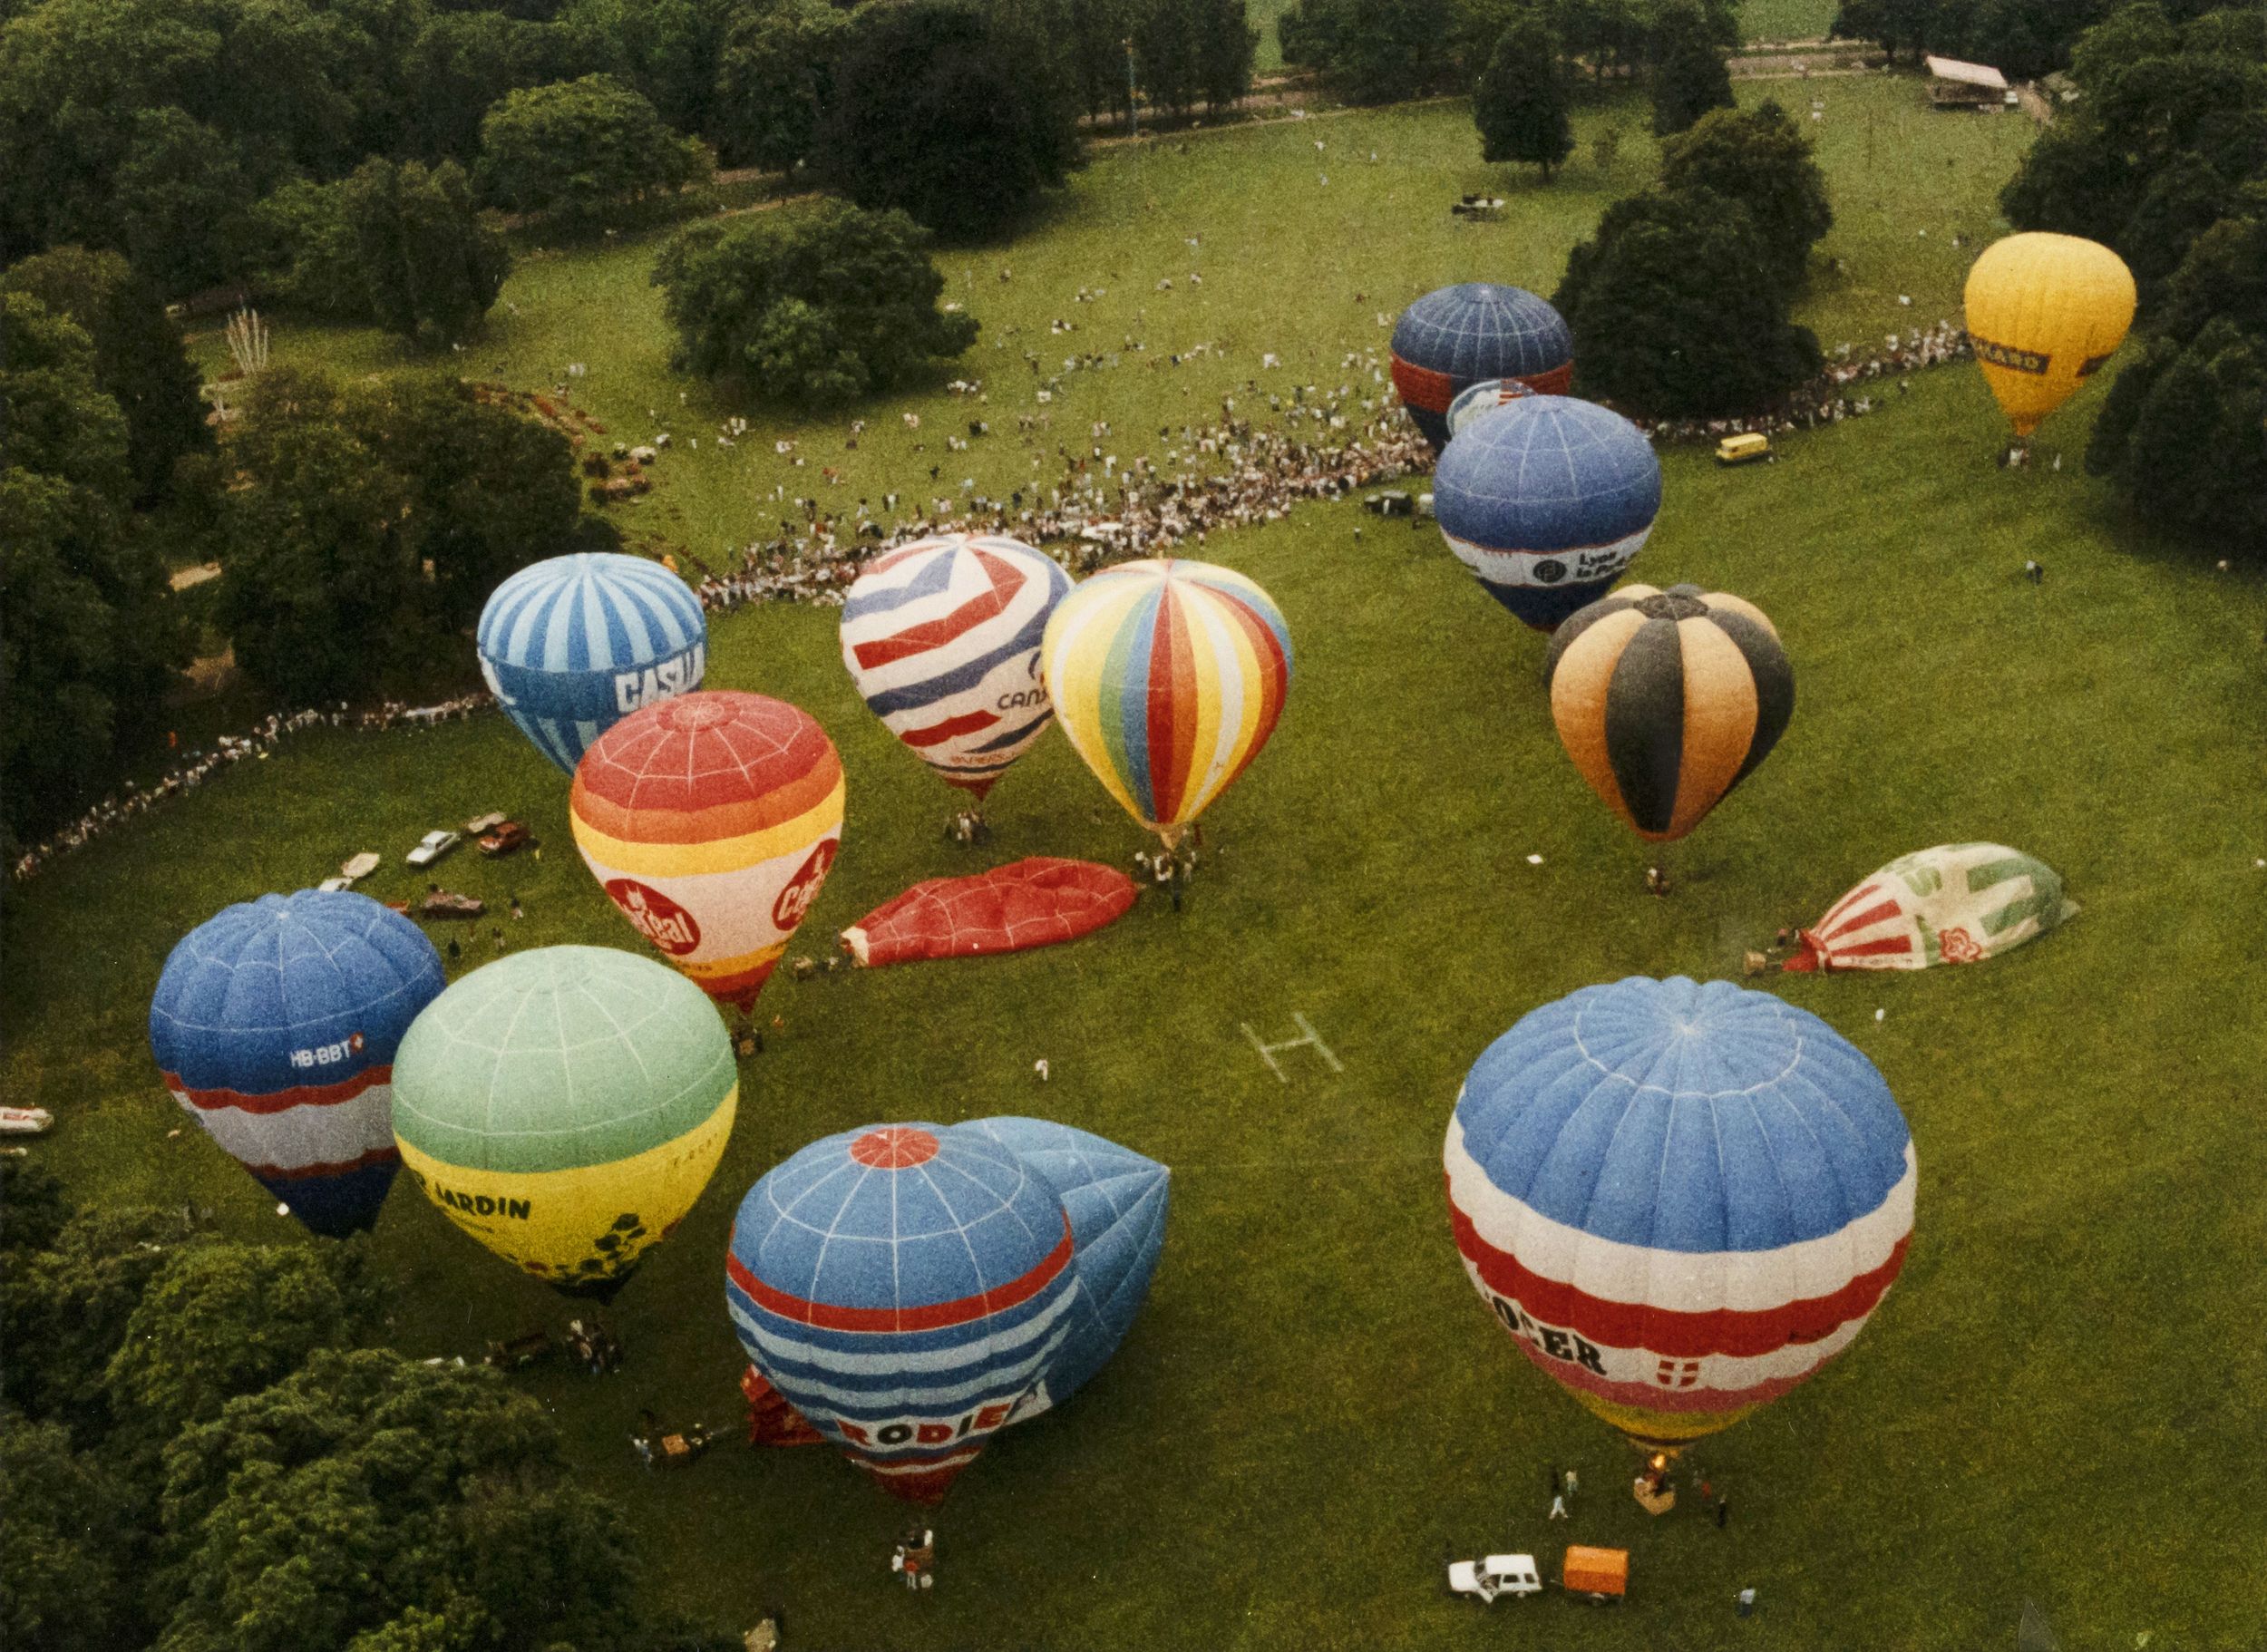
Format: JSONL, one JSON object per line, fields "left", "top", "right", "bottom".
{"left": 149, "top": 891, "right": 445, "bottom": 1237}
{"left": 725, "top": 1122, "right": 1080, "bottom": 1503}
{"left": 839, "top": 534, "right": 1073, "bottom": 800}
{"left": 1445, "top": 375, "right": 1537, "bottom": 439}
{"left": 1445, "top": 977, "right": 1914, "bottom": 1453}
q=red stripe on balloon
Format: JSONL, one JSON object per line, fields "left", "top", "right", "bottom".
{"left": 727, "top": 1211, "right": 1074, "bottom": 1333}
{"left": 851, "top": 551, "right": 1022, "bottom": 668}
{"left": 1390, "top": 356, "right": 1455, "bottom": 413}
{"left": 1147, "top": 584, "right": 1199, "bottom": 825}
{"left": 1824, "top": 898, "right": 1904, "bottom": 940}
{"left": 166, "top": 1066, "right": 392, "bottom": 1117}
{"left": 1504, "top": 1330, "right": 1827, "bottom": 1414}
{"left": 1826, "top": 937, "right": 1918, "bottom": 961}
{"left": 1447, "top": 1201, "right": 1909, "bottom": 1360}
{"left": 241, "top": 1144, "right": 401, "bottom": 1182}
{"left": 899, "top": 709, "right": 1000, "bottom": 748}
{"left": 1519, "top": 363, "right": 1575, "bottom": 395}
{"left": 854, "top": 1453, "right": 979, "bottom": 1505}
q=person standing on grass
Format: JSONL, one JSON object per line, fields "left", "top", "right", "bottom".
{"left": 1563, "top": 1467, "right": 1579, "bottom": 1507}
{"left": 1717, "top": 1497, "right": 1730, "bottom": 1530}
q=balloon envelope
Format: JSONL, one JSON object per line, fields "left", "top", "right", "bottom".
{"left": 839, "top": 533, "right": 1073, "bottom": 801}
{"left": 392, "top": 946, "right": 736, "bottom": 1299}
{"left": 1040, "top": 559, "right": 1292, "bottom": 844}
{"left": 966, "top": 1116, "right": 1170, "bottom": 1415}
{"left": 1445, "top": 976, "right": 1915, "bottom": 1451}
{"left": 1434, "top": 397, "right": 1662, "bottom": 631}
{"left": 570, "top": 691, "right": 842, "bottom": 1011}
{"left": 1445, "top": 375, "right": 1537, "bottom": 440}
{"left": 149, "top": 891, "right": 444, "bottom": 1237}
{"left": 725, "top": 1122, "right": 1080, "bottom": 1503}
{"left": 1964, "top": 232, "right": 2136, "bottom": 437}
{"left": 477, "top": 552, "right": 708, "bottom": 773}
{"left": 1544, "top": 583, "right": 1793, "bottom": 842}
{"left": 1391, "top": 284, "right": 1573, "bottom": 452}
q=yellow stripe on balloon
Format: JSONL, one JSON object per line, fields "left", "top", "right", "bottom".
{"left": 1574, "top": 1391, "right": 1756, "bottom": 1447}
{"left": 684, "top": 939, "right": 787, "bottom": 990}
{"left": 398, "top": 1088, "right": 735, "bottom": 1289}
{"left": 1046, "top": 591, "right": 1149, "bottom": 826}
{"left": 571, "top": 781, "right": 844, "bottom": 880}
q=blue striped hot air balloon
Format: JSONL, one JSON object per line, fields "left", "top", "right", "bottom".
{"left": 1390, "top": 284, "right": 1573, "bottom": 452}
{"left": 1433, "top": 396, "right": 1662, "bottom": 632}
{"left": 149, "top": 891, "right": 445, "bottom": 1237}
{"left": 725, "top": 1122, "right": 1080, "bottom": 1504}
{"left": 1445, "top": 977, "right": 1914, "bottom": 1455}
{"left": 477, "top": 553, "right": 707, "bottom": 773}
{"left": 967, "top": 1116, "right": 1170, "bottom": 1415}
{"left": 839, "top": 534, "right": 1073, "bottom": 801}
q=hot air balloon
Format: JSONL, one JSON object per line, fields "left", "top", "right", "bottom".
{"left": 1445, "top": 976, "right": 1915, "bottom": 1455}
{"left": 1040, "top": 559, "right": 1292, "bottom": 849}
{"left": 1434, "top": 397, "right": 1662, "bottom": 632}
{"left": 392, "top": 946, "right": 735, "bottom": 1299}
{"left": 1544, "top": 583, "right": 1793, "bottom": 842}
{"left": 1964, "top": 233, "right": 2136, "bottom": 439}
{"left": 1784, "top": 843, "right": 2077, "bottom": 973}
{"left": 839, "top": 533, "right": 1073, "bottom": 805}
{"left": 477, "top": 552, "right": 708, "bottom": 773}
{"left": 725, "top": 1122, "right": 1081, "bottom": 1503}
{"left": 1445, "top": 375, "right": 1536, "bottom": 440}
{"left": 149, "top": 891, "right": 444, "bottom": 1237}
{"left": 570, "top": 691, "right": 842, "bottom": 1012}
{"left": 965, "top": 1116, "right": 1170, "bottom": 1416}
{"left": 1391, "top": 284, "right": 1573, "bottom": 452}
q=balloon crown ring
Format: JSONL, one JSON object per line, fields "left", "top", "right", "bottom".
{"left": 1634, "top": 589, "right": 1710, "bottom": 622}
{"left": 851, "top": 1126, "right": 941, "bottom": 1169}
{"left": 664, "top": 698, "right": 738, "bottom": 731}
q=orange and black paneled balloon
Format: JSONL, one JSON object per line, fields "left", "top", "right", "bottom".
{"left": 1543, "top": 584, "right": 1794, "bottom": 842}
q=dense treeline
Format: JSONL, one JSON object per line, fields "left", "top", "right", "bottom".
{"left": 0, "top": 1162, "right": 737, "bottom": 1652}
{"left": 1999, "top": 2, "right": 2265, "bottom": 556}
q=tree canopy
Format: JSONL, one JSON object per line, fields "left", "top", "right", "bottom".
{"left": 477, "top": 73, "right": 711, "bottom": 220}
{"left": 1474, "top": 12, "right": 1574, "bottom": 179}
{"left": 654, "top": 199, "right": 981, "bottom": 403}
{"left": 1649, "top": 0, "right": 1737, "bottom": 135}
{"left": 1659, "top": 101, "right": 1834, "bottom": 295}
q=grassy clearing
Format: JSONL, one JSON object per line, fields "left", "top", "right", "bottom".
{"left": 1740, "top": 0, "right": 1841, "bottom": 44}
{"left": 27, "top": 73, "right": 2267, "bottom": 1652}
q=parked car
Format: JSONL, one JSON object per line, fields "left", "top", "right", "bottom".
{"left": 463, "top": 811, "right": 510, "bottom": 835}
{"left": 419, "top": 891, "right": 485, "bottom": 920}
{"left": 478, "top": 821, "right": 530, "bottom": 857}
{"left": 405, "top": 830, "right": 461, "bottom": 868}
{"left": 1445, "top": 1553, "right": 1542, "bottom": 1604}
{"left": 1715, "top": 432, "right": 1772, "bottom": 466}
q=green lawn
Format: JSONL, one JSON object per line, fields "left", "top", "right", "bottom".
{"left": 1740, "top": 0, "right": 1841, "bottom": 44}
{"left": 24, "top": 79, "right": 2267, "bottom": 1652}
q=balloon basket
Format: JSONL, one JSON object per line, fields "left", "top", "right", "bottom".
{"left": 1631, "top": 1479, "right": 1678, "bottom": 1516}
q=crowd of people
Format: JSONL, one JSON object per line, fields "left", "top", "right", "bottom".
{"left": 13, "top": 327, "right": 1972, "bottom": 889}
{"left": 8, "top": 695, "right": 496, "bottom": 884}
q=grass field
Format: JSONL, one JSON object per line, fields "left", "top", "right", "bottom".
{"left": 1739, "top": 0, "right": 1841, "bottom": 44}
{"left": 24, "top": 79, "right": 2267, "bottom": 1652}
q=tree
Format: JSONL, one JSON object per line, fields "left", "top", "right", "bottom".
{"left": 110, "top": 107, "right": 258, "bottom": 297}
{"left": 1279, "top": 0, "right": 1460, "bottom": 102}
{"left": 156, "top": 1350, "right": 642, "bottom": 1652}
{"left": 1658, "top": 101, "right": 1833, "bottom": 294}
{"left": 1475, "top": 13, "right": 1574, "bottom": 179}
{"left": 5, "top": 246, "right": 213, "bottom": 505}
{"left": 2087, "top": 317, "right": 2267, "bottom": 558}
{"left": 654, "top": 200, "right": 980, "bottom": 403}
{"left": 714, "top": 0, "right": 854, "bottom": 171}
{"left": 105, "top": 1243, "right": 367, "bottom": 1443}
{"left": 1650, "top": 2, "right": 1736, "bottom": 136}
{"left": 0, "top": 1413, "right": 134, "bottom": 1652}
{"left": 345, "top": 375, "right": 581, "bottom": 628}
{"left": 1553, "top": 185, "right": 1824, "bottom": 414}
{"left": 1132, "top": 0, "right": 1258, "bottom": 113}
{"left": 814, "top": 0, "right": 1081, "bottom": 240}
{"left": 0, "top": 1161, "right": 74, "bottom": 1258}
{"left": 476, "top": 73, "right": 711, "bottom": 221}
{"left": 341, "top": 158, "right": 511, "bottom": 344}
{"left": 0, "top": 294, "right": 183, "bottom": 843}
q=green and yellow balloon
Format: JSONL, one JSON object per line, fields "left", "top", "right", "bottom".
{"left": 392, "top": 946, "right": 736, "bottom": 1299}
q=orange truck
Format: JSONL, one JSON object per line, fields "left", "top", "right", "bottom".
{"left": 1561, "top": 1545, "right": 1630, "bottom": 1601}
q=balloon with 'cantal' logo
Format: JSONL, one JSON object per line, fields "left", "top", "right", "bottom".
{"left": 570, "top": 691, "right": 843, "bottom": 1012}
{"left": 392, "top": 946, "right": 735, "bottom": 1300}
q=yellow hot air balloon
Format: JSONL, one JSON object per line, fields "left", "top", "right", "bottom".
{"left": 1964, "top": 233, "right": 2136, "bottom": 438}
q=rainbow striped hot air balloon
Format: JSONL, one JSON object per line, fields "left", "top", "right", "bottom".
{"left": 1544, "top": 583, "right": 1793, "bottom": 843}
{"left": 392, "top": 946, "right": 736, "bottom": 1299}
{"left": 1434, "top": 397, "right": 1662, "bottom": 632}
{"left": 1039, "top": 559, "right": 1292, "bottom": 849}
{"left": 1391, "top": 284, "right": 1573, "bottom": 452}
{"left": 1445, "top": 977, "right": 1915, "bottom": 1454}
{"left": 726, "top": 1122, "right": 1081, "bottom": 1504}
{"left": 477, "top": 553, "right": 708, "bottom": 773}
{"left": 839, "top": 533, "right": 1073, "bottom": 802}
{"left": 966, "top": 1116, "right": 1170, "bottom": 1417}
{"left": 149, "top": 891, "right": 444, "bottom": 1237}
{"left": 570, "top": 692, "right": 842, "bottom": 1012}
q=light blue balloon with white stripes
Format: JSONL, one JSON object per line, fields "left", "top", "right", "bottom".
{"left": 476, "top": 553, "right": 708, "bottom": 773}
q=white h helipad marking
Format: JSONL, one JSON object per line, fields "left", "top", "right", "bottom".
{"left": 1241, "top": 1013, "right": 1344, "bottom": 1084}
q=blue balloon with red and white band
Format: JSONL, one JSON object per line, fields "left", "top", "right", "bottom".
{"left": 148, "top": 890, "right": 445, "bottom": 1237}
{"left": 1433, "top": 395, "right": 1661, "bottom": 632}
{"left": 1444, "top": 976, "right": 1914, "bottom": 1454}
{"left": 965, "top": 1116, "right": 1170, "bottom": 1417}
{"left": 1390, "top": 283, "right": 1573, "bottom": 452}
{"left": 1445, "top": 375, "right": 1537, "bottom": 440}
{"left": 839, "top": 534, "right": 1073, "bottom": 802}
{"left": 725, "top": 1122, "right": 1081, "bottom": 1504}
{"left": 477, "top": 552, "right": 707, "bottom": 773}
